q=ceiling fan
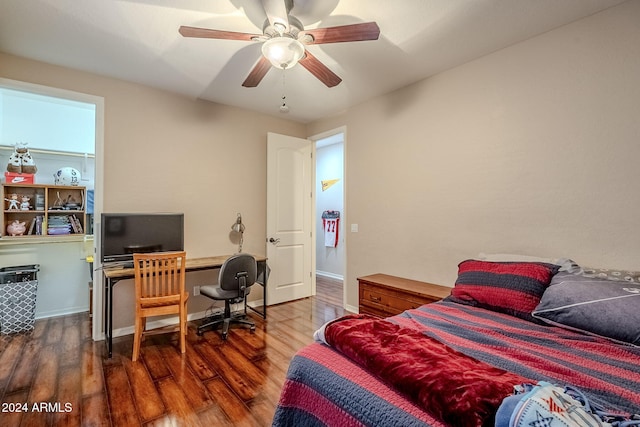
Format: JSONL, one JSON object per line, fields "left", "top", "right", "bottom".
{"left": 179, "top": 0, "right": 380, "bottom": 88}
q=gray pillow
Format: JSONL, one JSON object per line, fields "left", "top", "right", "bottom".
{"left": 532, "top": 272, "right": 640, "bottom": 346}
{"left": 580, "top": 267, "right": 640, "bottom": 283}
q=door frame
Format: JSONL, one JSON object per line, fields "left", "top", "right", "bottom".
{"left": 308, "top": 125, "right": 348, "bottom": 310}
{"left": 0, "top": 77, "right": 105, "bottom": 340}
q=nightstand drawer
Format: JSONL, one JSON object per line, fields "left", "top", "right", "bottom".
{"left": 361, "top": 284, "right": 438, "bottom": 314}
{"left": 358, "top": 274, "right": 451, "bottom": 317}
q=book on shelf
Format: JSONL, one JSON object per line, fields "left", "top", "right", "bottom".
{"left": 73, "top": 215, "right": 84, "bottom": 234}
{"left": 35, "top": 215, "right": 43, "bottom": 235}
{"left": 48, "top": 215, "right": 72, "bottom": 235}
{"left": 69, "top": 215, "right": 83, "bottom": 234}
{"left": 28, "top": 217, "right": 37, "bottom": 235}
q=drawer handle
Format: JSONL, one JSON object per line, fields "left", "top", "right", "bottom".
{"left": 369, "top": 295, "right": 381, "bottom": 302}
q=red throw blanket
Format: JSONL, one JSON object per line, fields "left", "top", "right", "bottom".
{"left": 323, "top": 314, "right": 531, "bottom": 427}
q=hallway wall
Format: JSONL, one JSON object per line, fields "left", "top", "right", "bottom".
{"left": 315, "top": 140, "right": 344, "bottom": 279}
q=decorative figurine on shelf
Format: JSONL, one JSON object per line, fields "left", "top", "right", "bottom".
{"left": 6, "top": 142, "right": 37, "bottom": 174}
{"left": 54, "top": 167, "right": 80, "bottom": 186}
{"left": 6, "top": 220, "right": 26, "bottom": 236}
{"left": 4, "top": 193, "right": 20, "bottom": 210}
{"left": 20, "top": 148, "right": 38, "bottom": 174}
{"left": 7, "top": 150, "right": 21, "bottom": 173}
{"left": 20, "top": 195, "right": 31, "bottom": 211}
{"left": 52, "top": 191, "right": 64, "bottom": 210}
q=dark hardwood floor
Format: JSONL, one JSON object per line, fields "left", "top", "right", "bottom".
{"left": 0, "top": 276, "right": 346, "bottom": 426}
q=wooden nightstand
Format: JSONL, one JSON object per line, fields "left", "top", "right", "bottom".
{"left": 358, "top": 273, "right": 451, "bottom": 317}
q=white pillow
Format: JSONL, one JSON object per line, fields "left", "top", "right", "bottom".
{"left": 477, "top": 253, "right": 557, "bottom": 263}
{"left": 477, "top": 253, "right": 580, "bottom": 273}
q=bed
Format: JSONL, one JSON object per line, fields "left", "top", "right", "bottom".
{"left": 272, "top": 259, "right": 640, "bottom": 427}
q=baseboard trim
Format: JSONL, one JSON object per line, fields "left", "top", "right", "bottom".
{"left": 112, "top": 310, "right": 207, "bottom": 338}
{"left": 35, "top": 306, "right": 89, "bottom": 320}
{"left": 111, "top": 301, "right": 266, "bottom": 339}
{"left": 316, "top": 270, "right": 344, "bottom": 281}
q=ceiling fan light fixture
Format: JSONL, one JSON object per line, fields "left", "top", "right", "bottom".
{"left": 273, "top": 22, "right": 288, "bottom": 35}
{"left": 262, "top": 36, "right": 305, "bottom": 69}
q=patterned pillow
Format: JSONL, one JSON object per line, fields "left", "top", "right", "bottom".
{"left": 580, "top": 267, "right": 640, "bottom": 284}
{"left": 449, "top": 260, "right": 560, "bottom": 321}
{"left": 532, "top": 272, "right": 640, "bottom": 345}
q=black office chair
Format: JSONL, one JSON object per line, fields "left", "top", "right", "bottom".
{"left": 197, "top": 253, "right": 257, "bottom": 339}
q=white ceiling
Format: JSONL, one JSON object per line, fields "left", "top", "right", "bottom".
{"left": 0, "top": 0, "right": 628, "bottom": 123}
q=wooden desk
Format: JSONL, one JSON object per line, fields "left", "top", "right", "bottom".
{"left": 103, "top": 254, "right": 268, "bottom": 358}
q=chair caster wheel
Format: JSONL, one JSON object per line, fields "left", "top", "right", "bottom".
{"left": 250, "top": 326, "right": 256, "bottom": 333}
{"left": 196, "top": 330, "right": 203, "bottom": 336}
{"left": 222, "top": 333, "right": 228, "bottom": 340}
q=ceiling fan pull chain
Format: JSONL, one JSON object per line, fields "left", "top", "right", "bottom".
{"left": 280, "top": 69, "right": 289, "bottom": 113}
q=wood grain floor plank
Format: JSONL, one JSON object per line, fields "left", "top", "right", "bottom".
{"left": 224, "top": 321, "right": 267, "bottom": 361}
{"left": 155, "top": 377, "right": 202, "bottom": 427}
{"left": 18, "top": 402, "right": 54, "bottom": 427}
{"left": 103, "top": 363, "right": 141, "bottom": 427}
{"left": 5, "top": 335, "right": 41, "bottom": 395}
{"left": 316, "top": 275, "right": 344, "bottom": 306}
{"left": 45, "top": 315, "right": 64, "bottom": 346}
{"left": 196, "top": 403, "right": 236, "bottom": 427}
{"left": 0, "top": 334, "right": 11, "bottom": 355}
{"left": 59, "top": 319, "right": 82, "bottom": 368}
{"left": 29, "top": 344, "right": 58, "bottom": 403}
{"left": 82, "top": 393, "right": 111, "bottom": 427}
{"left": 216, "top": 343, "right": 268, "bottom": 394}
{"left": 203, "top": 377, "right": 261, "bottom": 427}
{"left": 81, "top": 340, "right": 105, "bottom": 397}
{"left": 52, "top": 365, "right": 82, "bottom": 427}
{"left": 254, "top": 351, "right": 290, "bottom": 385}
{"left": 123, "top": 358, "right": 165, "bottom": 422}
{"left": 246, "top": 358, "right": 289, "bottom": 409}
{"left": 136, "top": 345, "right": 171, "bottom": 381}
{"left": 266, "top": 321, "right": 315, "bottom": 352}
{"left": 246, "top": 394, "right": 279, "bottom": 426}
{"left": 249, "top": 329, "right": 302, "bottom": 365}
{"left": 81, "top": 316, "right": 93, "bottom": 340}
{"left": 158, "top": 344, "right": 213, "bottom": 411}
{"left": 0, "top": 389, "right": 29, "bottom": 427}
{"left": 0, "top": 333, "right": 26, "bottom": 395}
{"left": 183, "top": 339, "right": 218, "bottom": 381}
{"left": 30, "top": 314, "right": 48, "bottom": 340}
{"left": 0, "top": 276, "right": 347, "bottom": 427}
{"left": 193, "top": 340, "right": 257, "bottom": 402}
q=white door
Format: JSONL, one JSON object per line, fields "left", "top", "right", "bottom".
{"left": 266, "top": 132, "right": 313, "bottom": 305}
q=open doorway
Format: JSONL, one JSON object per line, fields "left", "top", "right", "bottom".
{"left": 0, "top": 77, "right": 104, "bottom": 340}
{"left": 313, "top": 131, "right": 345, "bottom": 307}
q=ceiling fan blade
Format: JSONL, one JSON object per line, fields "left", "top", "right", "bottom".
{"left": 298, "top": 51, "right": 342, "bottom": 88}
{"left": 302, "top": 22, "right": 380, "bottom": 44}
{"left": 261, "top": 0, "right": 290, "bottom": 30}
{"left": 242, "top": 56, "right": 272, "bottom": 87}
{"left": 179, "top": 26, "right": 260, "bottom": 41}
{"left": 289, "top": 0, "right": 338, "bottom": 25}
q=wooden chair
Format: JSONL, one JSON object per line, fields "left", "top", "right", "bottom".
{"left": 132, "top": 251, "right": 188, "bottom": 361}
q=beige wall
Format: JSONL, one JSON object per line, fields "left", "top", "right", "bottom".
{"left": 308, "top": 1, "right": 640, "bottom": 309}
{"left": 0, "top": 52, "right": 306, "bottom": 331}
{"left": 3, "top": 0, "right": 640, "bottom": 322}
{"left": 0, "top": 52, "right": 305, "bottom": 256}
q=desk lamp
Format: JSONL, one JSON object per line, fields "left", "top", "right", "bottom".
{"left": 231, "top": 213, "right": 245, "bottom": 253}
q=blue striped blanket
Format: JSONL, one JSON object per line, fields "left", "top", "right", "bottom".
{"left": 272, "top": 301, "right": 640, "bottom": 426}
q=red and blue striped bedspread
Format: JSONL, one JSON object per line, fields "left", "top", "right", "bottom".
{"left": 272, "top": 300, "right": 640, "bottom": 427}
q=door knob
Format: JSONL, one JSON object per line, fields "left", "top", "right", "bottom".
{"left": 268, "top": 237, "right": 280, "bottom": 245}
